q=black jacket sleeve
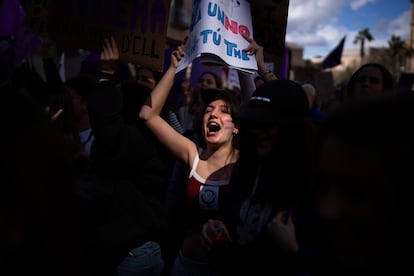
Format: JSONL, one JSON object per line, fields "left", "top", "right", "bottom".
{"left": 43, "top": 57, "right": 63, "bottom": 87}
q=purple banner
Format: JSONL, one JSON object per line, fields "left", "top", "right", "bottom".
{"left": 0, "top": 0, "right": 42, "bottom": 73}
{"left": 0, "top": 0, "right": 26, "bottom": 36}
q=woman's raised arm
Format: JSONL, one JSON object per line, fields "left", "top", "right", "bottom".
{"left": 139, "top": 41, "right": 197, "bottom": 166}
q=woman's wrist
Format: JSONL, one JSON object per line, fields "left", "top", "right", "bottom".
{"left": 260, "top": 70, "right": 272, "bottom": 77}
{"left": 258, "top": 64, "right": 268, "bottom": 75}
{"left": 260, "top": 70, "right": 276, "bottom": 81}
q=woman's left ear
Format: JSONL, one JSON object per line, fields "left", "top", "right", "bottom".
{"left": 233, "top": 122, "right": 240, "bottom": 135}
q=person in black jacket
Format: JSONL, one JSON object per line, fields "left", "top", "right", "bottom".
{"left": 78, "top": 37, "right": 168, "bottom": 276}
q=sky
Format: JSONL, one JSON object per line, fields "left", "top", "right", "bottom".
{"left": 285, "top": 0, "right": 412, "bottom": 59}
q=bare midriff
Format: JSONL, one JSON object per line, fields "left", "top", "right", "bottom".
{"left": 181, "top": 231, "right": 210, "bottom": 261}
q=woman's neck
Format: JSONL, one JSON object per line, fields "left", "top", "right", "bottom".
{"left": 203, "top": 144, "right": 239, "bottom": 166}
{"left": 199, "top": 147, "right": 239, "bottom": 181}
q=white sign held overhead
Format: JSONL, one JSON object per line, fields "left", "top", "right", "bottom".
{"left": 177, "top": 0, "right": 257, "bottom": 74}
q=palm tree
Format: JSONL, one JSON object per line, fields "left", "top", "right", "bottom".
{"left": 353, "top": 28, "right": 374, "bottom": 64}
{"left": 387, "top": 35, "right": 405, "bottom": 75}
{"left": 387, "top": 34, "right": 414, "bottom": 74}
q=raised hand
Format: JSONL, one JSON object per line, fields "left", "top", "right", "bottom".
{"left": 100, "top": 36, "right": 119, "bottom": 75}
{"left": 169, "top": 38, "right": 186, "bottom": 70}
{"left": 45, "top": 105, "right": 63, "bottom": 122}
{"left": 242, "top": 33, "right": 264, "bottom": 61}
{"left": 242, "top": 34, "right": 276, "bottom": 81}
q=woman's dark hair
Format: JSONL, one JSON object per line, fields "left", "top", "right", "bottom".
{"left": 346, "top": 63, "right": 395, "bottom": 97}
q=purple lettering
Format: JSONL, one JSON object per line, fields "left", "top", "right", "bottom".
{"left": 150, "top": 0, "right": 167, "bottom": 34}
{"left": 88, "top": 0, "right": 100, "bottom": 22}
{"left": 130, "top": 1, "right": 148, "bottom": 32}
{"left": 113, "top": 1, "right": 128, "bottom": 29}
{"left": 78, "top": 0, "right": 87, "bottom": 17}
{"left": 121, "top": 35, "right": 130, "bottom": 53}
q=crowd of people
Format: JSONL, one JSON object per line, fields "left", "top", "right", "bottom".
{"left": 2, "top": 15, "right": 414, "bottom": 276}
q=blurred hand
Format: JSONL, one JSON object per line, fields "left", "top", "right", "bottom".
{"left": 100, "top": 36, "right": 119, "bottom": 74}
{"left": 169, "top": 37, "right": 186, "bottom": 70}
{"left": 267, "top": 211, "right": 299, "bottom": 254}
{"left": 242, "top": 34, "right": 264, "bottom": 65}
{"left": 242, "top": 34, "right": 276, "bottom": 81}
{"left": 45, "top": 105, "right": 63, "bottom": 121}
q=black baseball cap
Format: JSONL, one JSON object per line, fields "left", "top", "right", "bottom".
{"left": 238, "top": 79, "right": 309, "bottom": 123}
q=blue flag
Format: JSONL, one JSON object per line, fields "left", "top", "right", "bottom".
{"left": 322, "top": 36, "right": 346, "bottom": 69}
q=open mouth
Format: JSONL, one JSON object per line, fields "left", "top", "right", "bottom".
{"left": 207, "top": 122, "right": 221, "bottom": 133}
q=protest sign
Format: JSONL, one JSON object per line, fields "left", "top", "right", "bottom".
{"left": 177, "top": 0, "right": 257, "bottom": 74}
{"left": 24, "top": 0, "right": 171, "bottom": 71}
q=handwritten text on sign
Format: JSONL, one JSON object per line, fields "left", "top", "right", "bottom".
{"left": 177, "top": 0, "right": 257, "bottom": 73}
{"left": 42, "top": 0, "right": 170, "bottom": 70}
